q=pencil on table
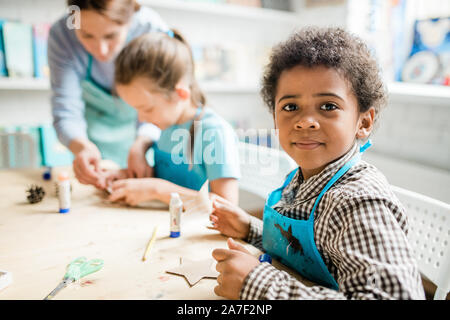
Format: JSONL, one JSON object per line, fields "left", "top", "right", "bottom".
{"left": 142, "top": 226, "right": 159, "bottom": 262}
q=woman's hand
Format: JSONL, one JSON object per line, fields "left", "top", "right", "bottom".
{"left": 127, "top": 136, "right": 153, "bottom": 178}
{"left": 209, "top": 195, "right": 251, "bottom": 240}
{"left": 70, "top": 138, "right": 105, "bottom": 189}
{"left": 212, "top": 238, "right": 260, "bottom": 300}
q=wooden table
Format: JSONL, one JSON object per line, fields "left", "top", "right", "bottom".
{"left": 0, "top": 168, "right": 311, "bottom": 300}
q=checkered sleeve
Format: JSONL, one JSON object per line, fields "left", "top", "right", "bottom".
{"left": 324, "top": 193, "right": 425, "bottom": 300}
{"left": 241, "top": 263, "right": 348, "bottom": 299}
{"left": 246, "top": 215, "right": 264, "bottom": 251}
{"left": 240, "top": 193, "right": 425, "bottom": 300}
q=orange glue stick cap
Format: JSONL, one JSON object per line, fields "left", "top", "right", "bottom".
{"left": 57, "top": 171, "right": 70, "bottom": 182}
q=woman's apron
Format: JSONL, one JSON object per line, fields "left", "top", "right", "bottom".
{"left": 80, "top": 55, "right": 137, "bottom": 168}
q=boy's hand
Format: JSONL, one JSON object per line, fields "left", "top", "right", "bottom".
{"left": 109, "top": 178, "right": 159, "bottom": 206}
{"left": 209, "top": 196, "right": 251, "bottom": 239}
{"left": 212, "top": 238, "right": 259, "bottom": 300}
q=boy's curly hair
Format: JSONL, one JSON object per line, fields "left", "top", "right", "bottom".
{"left": 261, "top": 27, "right": 387, "bottom": 128}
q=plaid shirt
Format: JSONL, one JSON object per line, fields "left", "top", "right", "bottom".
{"left": 242, "top": 143, "right": 425, "bottom": 300}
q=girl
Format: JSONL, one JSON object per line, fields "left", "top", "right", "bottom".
{"left": 210, "top": 27, "right": 425, "bottom": 300}
{"left": 107, "top": 30, "right": 240, "bottom": 205}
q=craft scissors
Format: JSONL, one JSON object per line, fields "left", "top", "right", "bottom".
{"left": 44, "top": 256, "right": 104, "bottom": 300}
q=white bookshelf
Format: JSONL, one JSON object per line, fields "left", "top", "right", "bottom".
{"left": 0, "top": 77, "right": 50, "bottom": 90}
{"left": 1, "top": 77, "right": 449, "bottom": 107}
{"left": 388, "top": 82, "right": 450, "bottom": 106}
{"left": 139, "top": 0, "right": 299, "bottom": 24}
{"left": 0, "top": 77, "right": 257, "bottom": 93}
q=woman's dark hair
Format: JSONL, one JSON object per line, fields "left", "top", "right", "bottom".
{"left": 261, "top": 27, "right": 387, "bottom": 127}
{"left": 67, "top": 0, "right": 140, "bottom": 25}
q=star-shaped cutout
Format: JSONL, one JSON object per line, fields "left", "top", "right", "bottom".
{"left": 166, "top": 258, "right": 219, "bottom": 287}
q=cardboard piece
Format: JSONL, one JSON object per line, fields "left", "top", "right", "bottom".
{"left": 166, "top": 258, "right": 219, "bottom": 287}
{"left": 182, "top": 180, "right": 212, "bottom": 216}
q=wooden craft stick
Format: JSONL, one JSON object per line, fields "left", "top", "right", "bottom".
{"left": 142, "top": 226, "right": 159, "bottom": 262}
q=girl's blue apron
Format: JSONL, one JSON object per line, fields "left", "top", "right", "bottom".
{"left": 262, "top": 140, "right": 372, "bottom": 290}
{"left": 80, "top": 55, "right": 137, "bottom": 168}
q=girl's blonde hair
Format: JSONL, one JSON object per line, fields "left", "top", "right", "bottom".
{"left": 114, "top": 29, "right": 206, "bottom": 108}
{"left": 115, "top": 29, "right": 206, "bottom": 167}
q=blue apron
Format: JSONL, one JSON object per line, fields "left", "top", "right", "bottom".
{"left": 81, "top": 55, "right": 137, "bottom": 168}
{"left": 262, "top": 140, "right": 372, "bottom": 290}
{"left": 153, "top": 107, "right": 206, "bottom": 190}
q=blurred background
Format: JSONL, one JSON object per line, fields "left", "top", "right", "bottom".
{"left": 0, "top": 0, "right": 449, "bottom": 203}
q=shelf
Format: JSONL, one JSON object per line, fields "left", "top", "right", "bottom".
{"left": 139, "top": 0, "right": 299, "bottom": 24}
{"left": 0, "top": 78, "right": 259, "bottom": 93}
{"left": 0, "top": 77, "right": 50, "bottom": 90}
{"left": 1, "top": 77, "right": 449, "bottom": 107}
{"left": 387, "top": 82, "right": 450, "bottom": 106}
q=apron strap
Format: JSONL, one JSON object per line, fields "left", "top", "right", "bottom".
{"left": 359, "top": 139, "right": 372, "bottom": 153}
{"left": 282, "top": 168, "right": 299, "bottom": 189}
{"left": 308, "top": 140, "right": 372, "bottom": 221}
{"left": 85, "top": 54, "right": 93, "bottom": 81}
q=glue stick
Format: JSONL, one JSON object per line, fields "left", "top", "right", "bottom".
{"left": 42, "top": 166, "right": 52, "bottom": 181}
{"left": 57, "top": 171, "right": 71, "bottom": 214}
{"left": 169, "top": 192, "right": 182, "bottom": 238}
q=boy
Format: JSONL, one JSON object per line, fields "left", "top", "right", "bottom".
{"left": 210, "top": 27, "right": 425, "bottom": 300}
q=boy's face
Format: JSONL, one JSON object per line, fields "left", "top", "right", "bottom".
{"left": 274, "top": 65, "right": 373, "bottom": 180}
{"left": 116, "top": 77, "right": 185, "bottom": 130}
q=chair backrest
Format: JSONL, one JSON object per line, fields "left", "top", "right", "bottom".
{"left": 391, "top": 185, "right": 450, "bottom": 300}
{"left": 0, "top": 132, "right": 38, "bottom": 169}
{"left": 238, "top": 142, "right": 297, "bottom": 200}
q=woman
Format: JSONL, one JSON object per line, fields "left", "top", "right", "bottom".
{"left": 48, "top": 0, "right": 167, "bottom": 189}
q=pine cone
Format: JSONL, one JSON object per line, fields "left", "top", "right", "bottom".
{"left": 26, "top": 185, "right": 46, "bottom": 204}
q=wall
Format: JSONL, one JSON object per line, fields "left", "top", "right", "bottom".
{"left": 291, "top": 0, "right": 450, "bottom": 203}
{"left": 372, "top": 100, "right": 450, "bottom": 171}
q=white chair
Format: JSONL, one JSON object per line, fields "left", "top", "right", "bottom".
{"left": 238, "top": 142, "right": 297, "bottom": 200}
{"left": 391, "top": 185, "right": 450, "bottom": 300}
{"left": 0, "top": 132, "right": 38, "bottom": 169}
